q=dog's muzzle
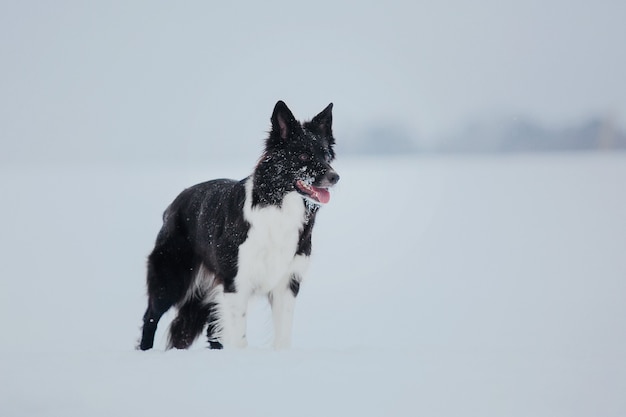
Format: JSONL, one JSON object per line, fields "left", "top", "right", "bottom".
{"left": 296, "top": 168, "right": 339, "bottom": 205}
{"left": 326, "top": 169, "right": 340, "bottom": 186}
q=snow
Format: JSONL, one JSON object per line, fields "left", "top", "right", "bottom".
{"left": 1, "top": 153, "right": 625, "bottom": 416}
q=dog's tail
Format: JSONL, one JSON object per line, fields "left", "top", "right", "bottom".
{"left": 167, "top": 265, "right": 222, "bottom": 349}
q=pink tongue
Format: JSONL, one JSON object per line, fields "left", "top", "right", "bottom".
{"left": 312, "top": 186, "right": 330, "bottom": 204}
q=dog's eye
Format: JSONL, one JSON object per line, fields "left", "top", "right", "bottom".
{"left": 299, "top": 153, "right": 310, "bottom": 162}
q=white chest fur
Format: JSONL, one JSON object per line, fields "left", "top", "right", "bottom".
{"left": 235, "top": 178, "right": 310, "bottom": 294}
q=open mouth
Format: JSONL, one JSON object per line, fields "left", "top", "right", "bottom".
{"left": 296, "top": 180, "right": 331, "bottom": 204}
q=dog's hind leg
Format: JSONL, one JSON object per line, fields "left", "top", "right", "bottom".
{"left": 139, "top": 257, "right": 178, "bottom": 350}
{"left": 138, "top": 237, "right": 195, "bottom": 350}
{"left": 139, "top": 263, "right": 179, "bottom": 350}
{"left": 139, "top": 301, "right": 171, "bottom": 351}
{"left": 206, "top": 302, "right": 223, "bottom": 349}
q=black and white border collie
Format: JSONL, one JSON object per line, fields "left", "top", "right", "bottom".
{"left": 139, "top": 101, "right": 339, "bottom": 350}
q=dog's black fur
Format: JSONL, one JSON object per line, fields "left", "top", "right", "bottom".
{"left": 139, "top": 101, "right": 338, "bottom": 350}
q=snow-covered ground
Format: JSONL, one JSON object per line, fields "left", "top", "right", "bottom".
{"left": 1, "top": 153, "right": 625, "bottom": 416}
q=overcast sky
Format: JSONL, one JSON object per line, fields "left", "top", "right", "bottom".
{"left": 2, "top": 0, "right": 625, "bottom": 165}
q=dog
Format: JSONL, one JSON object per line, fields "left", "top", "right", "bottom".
{"left": 138, "top": 101, "right": 339, "bottom": 350}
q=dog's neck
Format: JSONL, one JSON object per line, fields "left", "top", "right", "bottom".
{"left": 250, "top": 155, "right": 292, "bottom": 208}
{"left": 250, "top": 175, "right": 287, "bottom": 208}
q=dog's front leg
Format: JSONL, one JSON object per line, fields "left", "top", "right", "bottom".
{"left": 269, "top": 275, "right": 300, "bottom": 350}
{"left": 220, "top": 292, "right": 249, "bottom": 348}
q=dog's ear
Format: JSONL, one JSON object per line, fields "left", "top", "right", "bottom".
{"left": 271, "top": 101, "right": 298, "bottom": 141}
{"left": 310, "top": 103, "right": 333, "bottom": 137}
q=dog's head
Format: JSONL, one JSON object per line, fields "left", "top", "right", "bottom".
{"left": 255, "top": 101, "right": 339, "bottom": 206}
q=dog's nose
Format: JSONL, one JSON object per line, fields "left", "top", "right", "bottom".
{"left": 328, "top": 171, "right": 340, "bottom": 185}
